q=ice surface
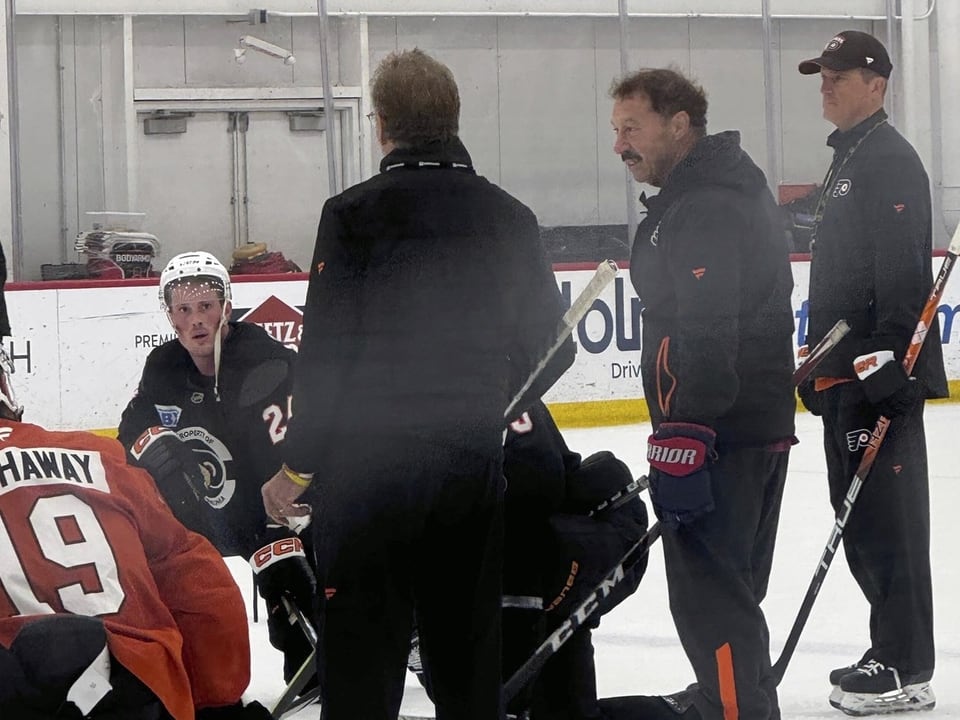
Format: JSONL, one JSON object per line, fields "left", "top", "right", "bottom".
{"left": 234, "top": 404, "right": 960, "bottom": 719}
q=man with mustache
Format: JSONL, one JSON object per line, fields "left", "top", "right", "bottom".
{"left": 610, "top": 68, "right": 796, "bottom": 720}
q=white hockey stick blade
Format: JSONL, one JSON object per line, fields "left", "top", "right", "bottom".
{"left": 504, "top": 259, "right": 619, "bottom": 421}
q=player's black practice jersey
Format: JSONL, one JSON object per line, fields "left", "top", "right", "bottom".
{"left": 118, "top": 321, "right": 296, "bottom": 558}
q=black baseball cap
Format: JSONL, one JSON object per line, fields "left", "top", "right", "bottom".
{"left": 799, "top": 30, "right": 892, "bottom": 78}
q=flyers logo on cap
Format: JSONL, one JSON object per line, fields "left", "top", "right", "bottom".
{"left": 825, "top": 36, "right": 845, "bottom": 51}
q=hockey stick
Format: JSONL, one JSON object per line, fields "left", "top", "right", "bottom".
{"left": 504, "top": 317, "right": 851, "bottom": 704}
{"left": 587, "top": 474, "right": 649, "bottom": 517}
{"left": 504, "top": 521, "right": 662, "bottom": 703}
{"left": 504, "top": 260, "right": 619, "bottom": 422}
{"left": 271, "top": 599, "right": 320, "bottom": 718}
{"left": 771, "top": 226, "right": 960, "bottom": 685}
{"left": 794, "top": 319, "right": 851, "bottom": 386}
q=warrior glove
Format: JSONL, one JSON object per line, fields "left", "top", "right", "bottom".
{"left": 853, "top": 348, "right": 922, "bottom": 418}
{"left": 250, "top": 526, "right": 317, "bottom": 653}
{"left": 647, "top": 423, "right": 717, "bottom": 529}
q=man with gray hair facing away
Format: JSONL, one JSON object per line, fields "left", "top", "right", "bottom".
{"left": 262, "top": 48, "right": 573, "bottom": 720}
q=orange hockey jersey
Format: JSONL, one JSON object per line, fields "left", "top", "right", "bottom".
{"left": 0, "top": 421, "right": 250, "bottom": 720}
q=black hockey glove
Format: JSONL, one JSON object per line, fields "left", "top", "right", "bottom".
{"left": 130, "top": 426, "right": 207, "bottom": 501}
{"left": 647, "top": 423, "right": 717, "bottom": 529}
{"left": 250, "top": 526, "right": 317, "bottom": 653}
{"left": 797, "top": 379, "right": 823, "bottom": 417}
{"left": 853, "top": 348, "right": 923, "bottom": 418}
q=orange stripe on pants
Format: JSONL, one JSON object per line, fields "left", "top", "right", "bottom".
{"left": 715, "top": 642, "right": 739, "bottom": 720}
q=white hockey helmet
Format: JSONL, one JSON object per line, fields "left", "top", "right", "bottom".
{"left": 0, "top": 347, "right": 23, "bottom": 420}
{"left": 159, "top": 251, "right": 232, "bottom": 308}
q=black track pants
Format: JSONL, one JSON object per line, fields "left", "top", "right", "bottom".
{"left": 820, "top": 383, "right": 934, "bottom": 678}
{"left": 662, "top": 446, "right": 789, "bottom": 720}
{"left": 313, "top": 440, "right": 505, "bottom": 720}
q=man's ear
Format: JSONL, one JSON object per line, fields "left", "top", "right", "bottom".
{"left": 374, "top": 114, "right": 383, "bottom": 144}
{"left": 872, "top": 75, "right": 888, "bottom": 98}
{"left": 671, "top": 110, "right": 691, "bottom": 138}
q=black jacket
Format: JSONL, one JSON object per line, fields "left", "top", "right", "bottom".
{"left": 118, "top": 321, "right": 297, "bottom": 558}
{"left": 806, "top": 110, "right": 948, "bottom": 397}
{"left": 630, "top": 131, "right": 796, "bottom": 446}
{"left": 283, "top": 137, "right": 573, "bottom": 471}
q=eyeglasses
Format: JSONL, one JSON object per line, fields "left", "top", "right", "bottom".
{"left": 366, "top": 111, "right": 377, "bottom": 125}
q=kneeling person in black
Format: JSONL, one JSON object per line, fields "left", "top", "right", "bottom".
{"left": 502, "top": 401, "right": 649, "bottom": 720}
{"left": 117, "top": 251, "right": 316, "bottom": 690}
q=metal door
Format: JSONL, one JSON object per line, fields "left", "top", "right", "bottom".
{"left": 135, "top": 112, "right": 235, "bottom": 268}
{"left": 243, "top": 110, "right": 338, "bottom": 271}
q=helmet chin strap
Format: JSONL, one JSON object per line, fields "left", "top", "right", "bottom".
{"left": 213, "top": 304, "right": 227, "bottom": 402}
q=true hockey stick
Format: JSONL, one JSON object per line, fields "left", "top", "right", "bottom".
{"left": 504, "top": 316, "right": 852, "bottom": 704}
{"left": 504, "top": 260, "right": 619, "bottom": 422}
{"left": 771, "top": 225, "right": 960, "bottom": 685}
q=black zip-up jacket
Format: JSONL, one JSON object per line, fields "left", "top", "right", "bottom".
{"left": 630, "top": 131, "right": 796, "bottom": 446}
{"left": 118, "top": 321, "right": 297, "bottom": 558}
{"left": 806, "top": 110, "right": 948, "bottom": 397}
{"left": 283, "top": 137, "right": 573, "bottom": 471}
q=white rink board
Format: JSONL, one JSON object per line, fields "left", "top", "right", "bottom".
{"left": 6, "top": 259, "right": 960, "bottom": 431}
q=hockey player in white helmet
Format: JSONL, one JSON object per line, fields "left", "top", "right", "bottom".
{"left": 118, "top": 251, "right": 317, "bottom": 695}
{"left": 158, "top": 250, "right": 232, "bottom": 397}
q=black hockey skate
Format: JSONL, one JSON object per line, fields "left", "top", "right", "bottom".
{"left": 832, "top": 660, "right": 935, "bottom": 716}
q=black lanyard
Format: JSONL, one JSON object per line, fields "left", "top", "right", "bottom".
{"left": 810, "top": 117, "right": 886, "bottom": 249}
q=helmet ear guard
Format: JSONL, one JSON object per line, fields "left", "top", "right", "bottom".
{"left": 159, "top": 251, "right": 232, "bottom": 309}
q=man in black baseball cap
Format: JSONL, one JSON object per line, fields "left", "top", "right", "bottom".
{"left": 797, "top": 25, "right": 944, "bottom": 720}
{"left": 799, "top": 29, "right": 892, "bottom": 78}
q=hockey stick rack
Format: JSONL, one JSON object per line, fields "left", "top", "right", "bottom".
{"left": 504, "top": 316, "right": 851, "bottom": 705}
{"left": 771, "top": 225, "right": 960, "bottom": 684}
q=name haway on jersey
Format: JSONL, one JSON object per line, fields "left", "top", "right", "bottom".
{"left": 0, "top": 447, "right": 108, "bottom": 494}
